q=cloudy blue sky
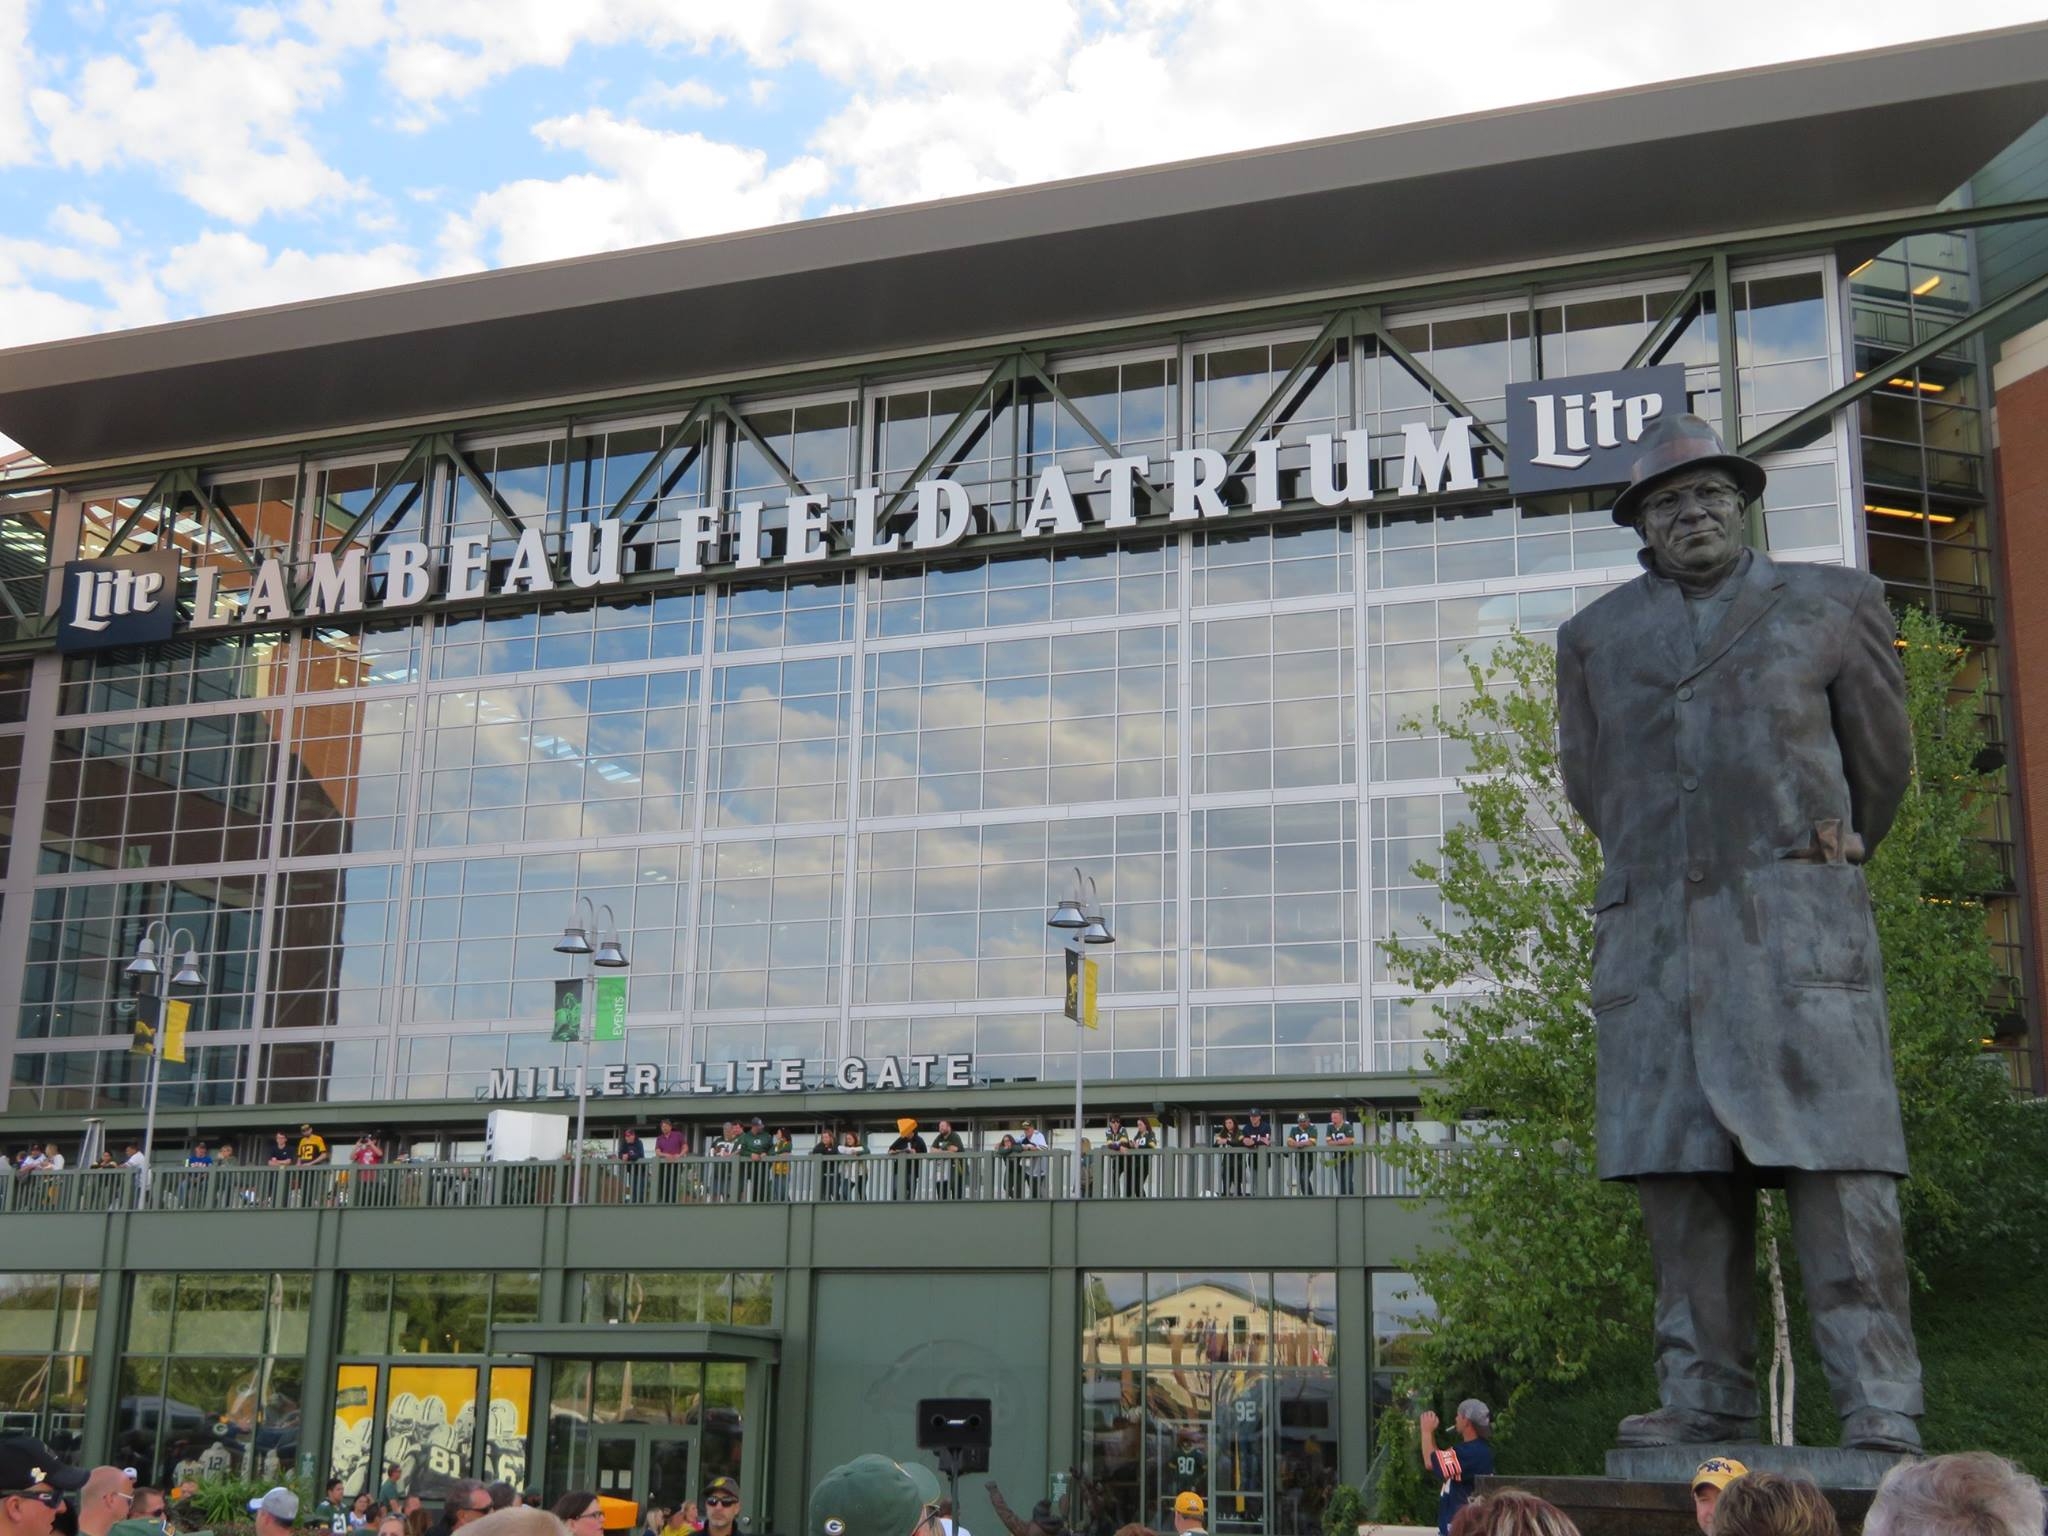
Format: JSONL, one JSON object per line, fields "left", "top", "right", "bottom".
{"left": 0, "top": 0, "right": 2041, "bottom": 360}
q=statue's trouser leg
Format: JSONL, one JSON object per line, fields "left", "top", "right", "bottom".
{"left": 1637, "top": 1173, "right": 1759, "bottom": 1418}
{"left": 1781, "top": 1170, "right": 1924, "bottom": 1417}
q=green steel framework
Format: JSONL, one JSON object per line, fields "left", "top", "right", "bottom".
{"left": 6, "top": 198, "right": 2048, "bottom": 658}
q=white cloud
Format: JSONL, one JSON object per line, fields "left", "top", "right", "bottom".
{"left": 299, "top": 0, "right": 1084, "bottom": 121}
{"left": 815, "top": 0, "right": 2048, "bottom": 210}
{"left": 0, "top": 0, "right": 30, "bottom": 166}
{"left": 0, "top": 283, "right": 104, "bottom": 346}
{"left": 30, "top": 12, "right": 356, "bottom": 223}
{"left": 154, "top": 230, "right": 430, "bottom": 313}
{"left": 441, "top": 110, "right": 829, "bottom": 269}
{"left": 642, "top": 76, "right": 725, "bottom": 111}
{"left": 0, "top": 233, "right": 169, "bottom": 343}
{"left": 48, "top": 203, "right": 118, "bottom": 247}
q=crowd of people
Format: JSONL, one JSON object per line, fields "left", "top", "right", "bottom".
{"left": 6, "top": 1109, "right": 1380, "bottom": 1209}
{"left": 1417, "top": 1396, "right": 2048, "bottom": 1535}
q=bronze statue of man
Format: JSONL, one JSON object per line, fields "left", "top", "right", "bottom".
{"left": 1556, "top": 414, "right": 1923, "bottom": 1453}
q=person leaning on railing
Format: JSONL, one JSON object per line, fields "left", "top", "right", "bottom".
{"left": 886, "top": 1119, "right": 926, "bottom": 1200}
{"left": 1285, "top": 1113, "right": 1318, "bottom": 1196}
{"left": 1128, "top": 1116, "right": 1157, "bottom": 1196}
{"left": 653, "top": 1118, "right": 686, "bottom": 1202}
{"left": 617, "top": 1127, "right": 647, "bottom": 1203}
{"left": 809, "top": 1129, "right": 839, "bottom": 1201}
{"left": 770, "top": 1126, "right": 793, "bottom": 1201}
{"left": 995, "top": 1134, "right": 1021, "bottom": 1199}
{"left": 930, "top": 1120, "right": 965, "bottom": 1200}
{"left": 1103, "top": 1116, "right": 1132, "bottom": 1197}
{"left": 1241, "top": 1110, "right": 1274, "bottom": 1195}
{"left": 1017, "top": 1120, "right": 1048, "bottom": 1198}
{"left": 1325, "top": 1110, "right": 1357, "bottom": 1195}
{"left": 1210, "top": 1117, "right": 1242, "bottom": 1197}
{"left": 837, "top": 1129, "right": 870, "bottom": 1199}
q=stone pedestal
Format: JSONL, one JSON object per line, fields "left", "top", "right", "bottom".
{"left": 1605, "top": 1443, "right": 1911, "bottom": 1486}
{"left": 1482, "top": 1446, "right": 1905, "bottom": 1536}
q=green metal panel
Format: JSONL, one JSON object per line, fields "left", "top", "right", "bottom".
{"left": 3, "top": 1195, "right": 1432, "bottom": 1275}
{"left": 12, "top": 1188, "right": 1437, "bottom": 1509}
{"left": 806, "top": 1272, "right": 1051, "bottom": 1536}
{"left": 489, "top": 1324, "right": 779, "bottom": 1361}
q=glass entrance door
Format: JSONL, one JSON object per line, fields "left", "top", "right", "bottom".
{"left": 644, "top": 1434, "right": 693, "bottom": 1515}
{"left": 589, "top": 1427, "right": 695, "bottom": 1518}
{"left": 1207, "top": 1372, "right": 1268, "bottom": 1534}
{"left": 1150, "top": 1418, "right": 1208, "bottom": 1532}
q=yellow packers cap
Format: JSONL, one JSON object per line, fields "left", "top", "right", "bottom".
{"left": 1173, "top": 1492, "right": 1206, "bottom": 1518}
{"left": 1691, "top": 1457, "right": 1748, "bottom": 1492}
{"left": 703, "top": 1479, "right": 739, "bottom": 1500}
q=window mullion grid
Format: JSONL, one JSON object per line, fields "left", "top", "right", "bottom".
{"left": 836, "top": 377, "right": 875, "bottom": 1068}
{"left": 1173, "top": 327, "right": 1196, "bottom": 1082}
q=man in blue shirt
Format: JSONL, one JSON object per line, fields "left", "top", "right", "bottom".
{"left": 1418, "top": 1400, "right": 1493, "bottom": 1535}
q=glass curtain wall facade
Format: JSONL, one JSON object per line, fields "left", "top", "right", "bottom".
{"left": 116, "top": 1271, "right": 311, "bottom": 1485}
{"left": 0, "top": 260, "right": 1856, "bottom": 1114}
{"left": 1850, "top": 231, "right": 2034, "bottom": 1081}
{"left": 0, "top": 1273, "right": 95, "bottom": 1454}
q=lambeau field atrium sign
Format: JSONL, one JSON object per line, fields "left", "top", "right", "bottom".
{"left": 55, "top": 418, "right": 1485, "bottom": 653}
{"left": 56, "top": 364, "right": 1691, "bottom": 656}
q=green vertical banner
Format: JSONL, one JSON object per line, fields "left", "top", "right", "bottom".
{"left": 594, "top": 974, "right": 627, "bottom": 1042}
{"left": 552, "top": 980, "right": 582, "bottom": 1044}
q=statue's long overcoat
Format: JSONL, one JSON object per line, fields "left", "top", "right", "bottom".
{"left": 1556, "top": 551, "right": 1912, "bottom": 1180}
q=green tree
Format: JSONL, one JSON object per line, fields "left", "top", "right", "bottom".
{"left": 1376, "top": 631, "right": 1652, "bottom": 1420}
{"left": 1865, "top": 604, "right": 2043, "bottom": 1263}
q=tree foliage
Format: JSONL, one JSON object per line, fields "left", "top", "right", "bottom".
{"left": 1377, "top": 631, "right": 1651, "bottom": 1421}
{"left": 1866, "top": 604, "right": 2044, "bottom": 1263}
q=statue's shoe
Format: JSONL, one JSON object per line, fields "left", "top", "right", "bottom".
{"left": 1841, "top": 1409, "right": 1922, "bottom": 1454}
{"left": 1616, "top": 1407, "right": 1755, "bottom": 1447}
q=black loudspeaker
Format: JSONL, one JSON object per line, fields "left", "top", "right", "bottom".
{"left": 916, "top": 1397, "right": 993, "bottom": 1474}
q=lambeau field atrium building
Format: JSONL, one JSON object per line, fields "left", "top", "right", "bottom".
{"left": 2, "top": 26, "right": 2048, "bottom": 1536}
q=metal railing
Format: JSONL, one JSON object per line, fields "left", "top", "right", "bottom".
{"left": 0, "top": 1147, "right": 1418, "bottom": 1215}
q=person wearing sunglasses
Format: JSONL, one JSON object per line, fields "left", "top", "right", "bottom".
{"left": 550, "top": 1491, "right": 606, "bottom": 1536}
{"left": 704, "top": 1478, "right": 743, "bottom": 1536}
{"left": 0, "top": 1436, "right": 89, "bottom": 1536}
{"left": 75, "top": 1467, "right": 135, "bottom": 1536}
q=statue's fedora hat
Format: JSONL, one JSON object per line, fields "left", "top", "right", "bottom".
{"left": 1610, "top": 413, "right": 1766, "bottom": 527}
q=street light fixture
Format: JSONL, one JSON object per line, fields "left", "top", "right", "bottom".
{"left": 127, "top": 919, "right": 202, "bottom": 1203}
{"left": 1047, "top": 869, "right": 1114, "bottom": 1199}
{"left": 559, "top": 896, "right": 628, "bottom": 1201}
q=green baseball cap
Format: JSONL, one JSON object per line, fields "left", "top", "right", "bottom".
{"left": 811, "top": 1455, "right": 926, "bottom": 1536}
{"left": 901, "top": 1461, "right": 940, "bottom": 1511}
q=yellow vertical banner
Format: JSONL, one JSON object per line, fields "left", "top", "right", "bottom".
{"left": 1065, "top": 949, "right": 1100, "bottom": 1029}
{"left": 384, "top": 1365, "right": 480, "bottom": 1488}
{"left": 331, "top": 1364, "right": 380, "bottom": 1496}
{"left": 161, "top": 998, "right": 190, "bottom": 1064}
{"left": 484, "top": 1365, "right": 533, "bottom": 1491}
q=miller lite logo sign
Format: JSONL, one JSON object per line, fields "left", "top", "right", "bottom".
{"left": 1505, "top": 365, "right": 1688, "bottom": 497}
{"left": 56, "top": 549, "right": 179, "bottom": 653}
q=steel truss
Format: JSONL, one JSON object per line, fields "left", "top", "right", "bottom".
{"left": 9, "top": 198, "right": 2048, "bottom": 652}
